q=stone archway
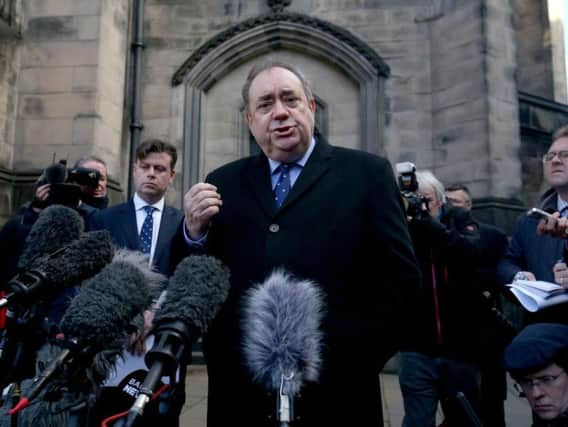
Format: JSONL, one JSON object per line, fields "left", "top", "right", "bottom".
{"left": 172, "top": 12, "right": 390, "bottom": 189}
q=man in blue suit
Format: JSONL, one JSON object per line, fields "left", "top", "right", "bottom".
{"left": 89, "top": 138, "right": 183, "bottom": 276}
{"left": 88, "top": 138, "right": 184, "bottom": 426}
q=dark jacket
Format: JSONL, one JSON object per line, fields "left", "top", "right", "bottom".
{"left": 89, "top": 199, "right": 183, "bottom": 276}
{"left": 171, "top": 138, "right": 422, "bottom": 427}
{"left": 496, "top": 189, "right": 568, "bottom": 324}
{"left": 533, "top": 412, "right": 568, "bottom": 427}
{"left": 405, "top": 204, "right": 483, "bottom": 361}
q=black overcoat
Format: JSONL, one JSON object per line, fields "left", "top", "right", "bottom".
{"left": 172, "top": 138, "right": 421, "bottom": 426}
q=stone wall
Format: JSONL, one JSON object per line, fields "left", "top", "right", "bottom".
{"left": 140, "top": 0, "right": 521, "bottom": 217}
{"left": 0, "top": 0, "right": 131, "bottom": 222}
{"left": 0, "top": 0, "right": 556, "bottom": 226}
{"left": 513, "top": 0, "right": 554, "bottom": 99}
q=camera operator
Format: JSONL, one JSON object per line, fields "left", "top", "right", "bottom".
{"left": 71, "top": 156, "right": 109, "bottom": 210}
{"left": 0, "top": 156, "right": 108, "bottom": 287}
{"left": 0, "top": 156, "right": 109, "bottom": 395}
{"left": 398, "top": 170, "right": 483, "bottom": 427}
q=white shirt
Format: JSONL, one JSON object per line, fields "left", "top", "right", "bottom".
{"left": 133, "top": 193, "right": 165, "bottom": 264}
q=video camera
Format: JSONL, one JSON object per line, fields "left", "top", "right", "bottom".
{"left": 34, "top": 159, "right": 102, "bottom": 208}
{"left": 395, "top": 161, "right": 429, "bottom": 219}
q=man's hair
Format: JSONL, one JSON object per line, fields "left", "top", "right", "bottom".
{"left": 553, "top": 125, "right": 568, "bottom": 142}
{"left": 241, "top": 59, "right": 314, "bottom": 112}
{"left": 135, "top": 138, "right": 178, "bottom": 169}
{"left": 416, "top": 170, "right": 446, "bottom": 204}
{"left": 445, "top": 184, "right": 472, "bottom": 200}
{"left": 73, "top": 155, "right": 107, "bottom": 171}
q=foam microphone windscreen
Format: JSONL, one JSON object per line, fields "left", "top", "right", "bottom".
{"left": 60, "top": 250, "right": 162, "bottom": 350}
{"left": 27, "top": 230, "right": 114, "bottom": 293}
{"left": 18, "top": 205, "right": 84, "bottom": 269}
{"left": 43, "top": 161, "right": 68, "bottom": 185}
{"left": 242, "top": 269, "right": 325, "bottom": 396}
{"left": 153, "top": 255, "right": 230, "bottom": 335}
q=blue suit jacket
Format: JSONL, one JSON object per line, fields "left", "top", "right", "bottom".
{"left": 89, "top": 199, "right": 183, "bottom": 276}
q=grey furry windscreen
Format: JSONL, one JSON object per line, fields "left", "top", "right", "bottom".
{"left": 242, "top": 269, "right": 325, "bottom": 396}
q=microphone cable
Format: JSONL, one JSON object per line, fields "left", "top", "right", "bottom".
{"left": 100, "top": 383, "right": 169, "bottom": 427}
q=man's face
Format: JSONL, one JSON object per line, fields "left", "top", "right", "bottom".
{"left": 445, "top": 189, "right": 472, "bottom": 210}
{"left": 544, "top": 137, "right": 568, "bottom": 191}
{"left": 246, "top": 67, "right": 316, "bottom": 163}
{"left": 420, "top": 186, "right": 442, "bottom": 218}
{"left": 81, "top": 160, "right": 107, "bottom": 198}
{"left": 133, "top": 152, "right": 175, "bottom": 204}
{"left": 519, "top": 364, "right": 568, "bottom": 420}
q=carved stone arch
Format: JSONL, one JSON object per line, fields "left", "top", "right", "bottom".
{"left": 173, "top": 12, "right": 390, "bottom": 189}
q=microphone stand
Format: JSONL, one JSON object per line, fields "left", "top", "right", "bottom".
{"left": 0, "top": 271, "right": 46, "bottom": 308}
{"left": 277, "top": 373, "right": 295, "bottom": 427}
{"left": 9, "top": 337, "right": 77, "bottom": 415}
{"left": 125, "top": 320, "right": 190, "bottom": 427}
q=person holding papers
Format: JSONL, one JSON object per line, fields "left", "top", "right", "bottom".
{"left": 497, "top": 125, "right": 568, "bottom": 325}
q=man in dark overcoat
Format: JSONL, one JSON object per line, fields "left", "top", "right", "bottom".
{"left": 173, "top": 60, "right": 422, "bottom": 427}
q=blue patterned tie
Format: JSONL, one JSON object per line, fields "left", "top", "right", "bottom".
{"left": 274, "top": 163, "right": 292, "bottom": 208}
{"left": 139, "top": 205, "right": 155, "bottom": 254}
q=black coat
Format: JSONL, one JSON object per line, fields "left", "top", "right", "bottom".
{"left": 405, "top": 205, "right": 484, "bottom": 361}
{"left": 172, "top": 138, "right": 421, "bottom": 427}
{"left": 89, "top": 199, "right": 183, "bottom": 276}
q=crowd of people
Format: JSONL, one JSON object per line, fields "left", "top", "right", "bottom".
{"left": 0, "top": 60, "right": 567, "bottom": 426}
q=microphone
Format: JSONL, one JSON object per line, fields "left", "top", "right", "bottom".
{"left": 42, "top": 160, "right": 68, "bottom": 184}
{"left": 242, "top": 269, "right": 325, "bottom": 425}
{"left": 126, "top": 255, "right": 230, "bottom": 426}
{"left": 0, "top": 230, "right": 115, "bottom": 308}
{"left": 17, "top": 204, "right": 84, "bottom": 270}
{"left": 9, "top": 250, "right": 162, "bottom": 416}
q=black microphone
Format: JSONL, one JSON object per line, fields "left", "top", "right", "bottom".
{"left": 242, "top": 269, "right": 325, "bottom": 425}
{"left": 0, "top": 230, "right": 115, "bottom": 308}
{"left": 42, "top": 160, "right": 68, "bottom": 185}
{"left": 126, "top": 255, "right": 230, "bottom": 426}
{"left": 17, "top": 205, "right": 84, "bottom": 270}
{"left": 9, "top": 250, "right": 160, "bottom": 416}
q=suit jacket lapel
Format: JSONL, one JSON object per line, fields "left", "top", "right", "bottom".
{"left": 244, "top": 137, "right": 333, "bottom": 214}
{"left": 154, "top": 205, "right": 174, "bottom": 263}
{"left": 280, "top": 138, "right": 332, "bottom": 210}
{"left": 124, "top": 200, "right": 140, "bottom": 250}
{"left": 245, "top": 154, "right": 276, "bottom": 217}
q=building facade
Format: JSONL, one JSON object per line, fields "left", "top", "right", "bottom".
{"left": 0, "top": 0, "right": 566, "bottom": 233}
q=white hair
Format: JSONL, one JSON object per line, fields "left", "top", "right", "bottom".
{"left": 416, "top": 170, "right": 446, "bottom": 204}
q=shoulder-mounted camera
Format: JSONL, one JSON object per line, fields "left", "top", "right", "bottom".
{"left": 34, "top": 160, "right": 101, "bottom": 208}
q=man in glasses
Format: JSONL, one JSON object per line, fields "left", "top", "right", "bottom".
{"left": 497, "top": 125, "right": 568, "bottom": 324}
{"left": 505, "top": 323, "right": 568, "bottom": 425}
